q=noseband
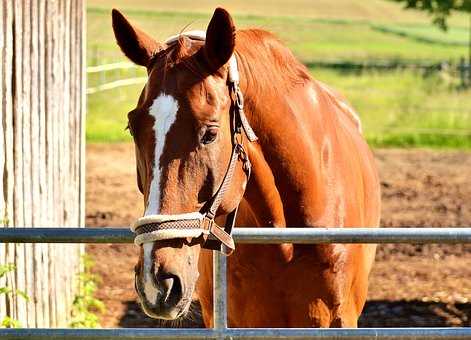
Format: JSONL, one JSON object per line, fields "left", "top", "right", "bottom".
{"left": 131, "top": 33, "right": 257, "bottom": 255}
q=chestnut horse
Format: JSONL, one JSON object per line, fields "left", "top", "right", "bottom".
{"left": 112, "top": 7, "right": 380, "bottom": 327}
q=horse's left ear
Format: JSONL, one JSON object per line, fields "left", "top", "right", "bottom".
{"left": 204, "top": 8, "right": 236, "bottom": 71}
{"left": 112, "top": 9, "right": 161, "bottom": 67}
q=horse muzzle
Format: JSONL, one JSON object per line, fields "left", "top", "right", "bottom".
{"left": 135, "top": 260, "right": 192, "bottom": 320}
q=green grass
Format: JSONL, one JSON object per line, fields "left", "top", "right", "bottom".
{"left": 87, "top": 84, "right": 139, "bottom": 143}
{"left": 312, "top": 69, "right": 471, "bottom": 148}
{"left": 86, "top": 0, "right": 471, "bottom": 148}
{"left": 88, "top": 0, "right": 469, "bottom": 25}
{"left": 371, "top": 23, "right": 469, "bottom": 47}
{"left": 87, "top": 69, "right": 471, "bottom": 148}
{"left": 87, "top": 8, "right": 468, "bottom": 64}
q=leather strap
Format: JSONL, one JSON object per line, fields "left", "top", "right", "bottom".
{"left": 203, "top": 208, "right": 238, "bottom": 255}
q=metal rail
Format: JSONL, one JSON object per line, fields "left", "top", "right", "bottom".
{"left": 1, "top": 227, "right": 471, "bottom": 244}
{"left": 1, "top": 226, "right": 471, "bottom": 339}
{"left": 0, "top": 327, "right": 470, "bottom": 339}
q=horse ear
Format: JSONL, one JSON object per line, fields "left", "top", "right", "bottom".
{"left": 204, "top": 8, "right": 236, "bottom": 71}
{"left": 112, "top": 9, "right": 161, "bottom": 67}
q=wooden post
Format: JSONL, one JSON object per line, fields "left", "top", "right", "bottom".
{"left": 0, "top": 0, "right": 85, "bottom": 328}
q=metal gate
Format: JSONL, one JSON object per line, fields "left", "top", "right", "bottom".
{"left": 1, "top": 227, "right": 471, "bottom": 339}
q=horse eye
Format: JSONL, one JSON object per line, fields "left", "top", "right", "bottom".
{"left": 201, "top": 127, "right": 218, "bottom": 145}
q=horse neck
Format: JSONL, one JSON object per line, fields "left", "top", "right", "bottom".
{"left": 240, "top": 71, "right": 379, "bottom": 229}
{"left": 240, "top": 73, "right": 321, "bottom": 227}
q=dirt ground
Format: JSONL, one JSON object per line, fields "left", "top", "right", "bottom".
{"left": 86, "top": 144, "right": 471, "bottom": 328}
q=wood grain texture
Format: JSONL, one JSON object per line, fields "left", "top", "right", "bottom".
{"left": 1, "top": 0, "right": 84, "bottom": 327}
{"left": 2, "top": 0, "right": 17, "bottom": 324}
{"left": 0, "top": 0, "right": 6, "bottom": 320}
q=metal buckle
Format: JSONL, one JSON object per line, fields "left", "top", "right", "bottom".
{"left": 235, "top": 86, "right": 244, "bottom": 110}
{"left": 201, "top": 216, "right": 214, "bottom": 231}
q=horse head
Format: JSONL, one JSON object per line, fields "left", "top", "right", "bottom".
{"left": 112, "top": 8, "right": 250, "bottom": 320}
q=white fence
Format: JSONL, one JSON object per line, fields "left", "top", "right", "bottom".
{"left": 86, "top": 62, "right": 145, "bottom": 94}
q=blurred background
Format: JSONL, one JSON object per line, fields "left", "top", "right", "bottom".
{"left": 84, "top": 0, "right": 471, "bottom": 329}
{"left": 87, "top": 0, "right": 471, "bottom": 147}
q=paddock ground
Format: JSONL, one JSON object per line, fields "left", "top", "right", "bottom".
{"left": 86, "top": 143, "right": 471, "bottom": 328}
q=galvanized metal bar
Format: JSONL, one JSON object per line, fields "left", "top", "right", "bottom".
{"left": 212, "top": 251, "right": 227, "bottom": 333}
{"left": 0, "top": 327, "right": 471, "bottom": 339}
{"left": 1, "top": 227, "right": 471, "bottom": 244}
{"left": 0, "top": 227, "right": 134, "bottom": 243}
{"left": 1, "top": 227, "right": 471, "bottom": 339}
{"left": 234, "top": 227, "right": 471, "bottom": 244}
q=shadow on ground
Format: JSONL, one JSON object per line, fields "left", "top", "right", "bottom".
{"left": 359, "top": 300, "right": 471, "bottom": 327}
{"left": 118, "top": 301, "right": 203, "bottom": 328}
{"left": 117, "top": 299, "right": 470, "bottom": 328}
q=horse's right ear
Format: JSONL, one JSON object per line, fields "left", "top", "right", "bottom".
{"left": 112, "top": 9, "right": 161, "bottom": 67}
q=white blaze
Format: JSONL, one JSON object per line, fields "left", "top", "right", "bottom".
{"left": 145, "top": 93, "right": 179, "bottom": 216}
{"left": 142, "top": 93, "right": 179, "bottom": 303}
{"left": 143, "top": 243, "right": 158, "bottom": 303}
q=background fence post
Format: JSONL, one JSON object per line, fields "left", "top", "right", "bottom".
{"left": 459, "top": 57, "right": 466, "bottom": 87}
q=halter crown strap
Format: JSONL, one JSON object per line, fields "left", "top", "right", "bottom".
{"left": 131, "top": 33, "right": 257, "bottom": 255}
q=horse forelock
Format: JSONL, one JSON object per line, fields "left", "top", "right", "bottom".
{"left": 146, "top": 36, "right": 207, "bottom": 87}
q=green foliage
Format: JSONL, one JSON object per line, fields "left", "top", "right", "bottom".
{"left": 1, "top": 317, "right": 20, "bottom": 328}
{"left": 0, "top": 264, "right": 15, "bottom": 278}
{"left": 70, "top": 255, "right": 105, "bottom": 328}
{"left": 0, "top": 264, "right": 29, "bottom": 328}
{"left": 390, "top": 0, "right": 471, "bottom": 30}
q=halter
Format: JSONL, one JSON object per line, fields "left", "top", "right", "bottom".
{"left": 131, "top": 32, "right": 258, "bottom": 255}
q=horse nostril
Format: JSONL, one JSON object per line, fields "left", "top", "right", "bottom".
{"left": 157, "top": 272, "right": 182, "bottom": 305}
{"left": 160, "top": 276, "right": 174, "bottom": 301}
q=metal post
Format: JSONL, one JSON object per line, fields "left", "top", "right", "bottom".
{"left": 213, "top": 251, "right": 227, "bottom": 338}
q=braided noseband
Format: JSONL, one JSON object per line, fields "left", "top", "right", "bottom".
{"left": 131, "top": 31, "right": 257, "bottom": 255}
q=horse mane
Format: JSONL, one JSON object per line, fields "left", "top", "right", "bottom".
{"left": 235, "top": 29, "right": 312, "bottom": 105}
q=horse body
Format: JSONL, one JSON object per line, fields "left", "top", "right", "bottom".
{"left": 197, "top": 43, "right": 380, "bottom": 326}
{"left": 112, "top": 8, "right": 380, "bottom": 328}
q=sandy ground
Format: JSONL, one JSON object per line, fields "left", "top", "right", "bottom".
{"left": 86, "top": 144, "right": 471, "bottom": 328}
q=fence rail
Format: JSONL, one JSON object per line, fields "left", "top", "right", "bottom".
{"left": 1, "top": 226, "right": 471, "bottom": 339}
{"left": 85, "top": 59, "right": 471, "bottom": 95}
{"left": 1, "top": 227, "right": 471, "bottom": 244}
{"left": 86, "top": 77, "right": 147, "bottom": 94}
{"left": 86, "top": 62, "right": 136, "bottom": 73}
{"left": 1, "top": 327, "right": 470, "bottom": 339}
